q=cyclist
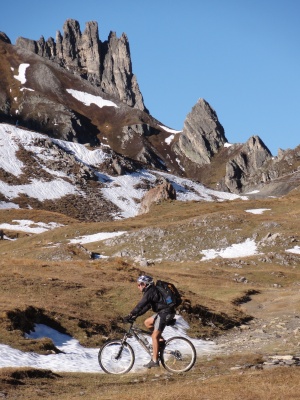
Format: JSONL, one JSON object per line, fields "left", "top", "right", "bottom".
{"left": 124, "top": 275, "right": 175, "bottom": 368}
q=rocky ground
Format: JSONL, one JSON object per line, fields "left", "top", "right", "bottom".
{"left": 214, "top": 287, "right": 300, "bottom": 368}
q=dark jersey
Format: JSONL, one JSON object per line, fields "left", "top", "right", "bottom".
{"left": 130, "top": 284, "right": 174, "bottom": 317}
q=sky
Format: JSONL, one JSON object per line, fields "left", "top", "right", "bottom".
{"left": 1, "top": 0, "right": 299, "bottom": 155}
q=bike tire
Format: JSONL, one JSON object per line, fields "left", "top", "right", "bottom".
{"left": 160, "top": 336, "right": 196, "bottom": 373}
{"left": 98, "top": 340, "right": 135, "bottom": 374}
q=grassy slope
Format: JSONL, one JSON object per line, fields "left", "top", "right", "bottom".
{"left": 0, "top": 191, "right": 299, "bottom": 398}
{"left": 1, "top": 361, "right": 299, "bottom": 400}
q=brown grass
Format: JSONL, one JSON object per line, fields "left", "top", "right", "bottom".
{"left": 1, "top": 362, "right": 299, "bottom": 400}
{"left": 0, "top": 192, "right": 299, "bottom": 398}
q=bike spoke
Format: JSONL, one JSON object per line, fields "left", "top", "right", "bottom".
{"left": 160, "top": 337, "right": 196, "bottom": 373}
{"left": 99, "top": 341, "right": 134, "bottom": 374}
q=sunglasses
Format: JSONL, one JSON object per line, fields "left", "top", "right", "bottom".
{"left": 137, "top": 283, "right": 144, "bottom": 287}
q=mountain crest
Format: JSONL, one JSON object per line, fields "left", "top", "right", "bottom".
{"left": 0, "top": 21, "right": 299, "bottom": 198}
{"left": 175, "top": 98, "right": 227, "bottom": 165}
{"left": 15, "top": 19, "right": 146, "bottom": 112}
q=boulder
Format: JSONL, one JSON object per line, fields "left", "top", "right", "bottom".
{"left": 139, "top": 177, "right": 176, "bottom": 214}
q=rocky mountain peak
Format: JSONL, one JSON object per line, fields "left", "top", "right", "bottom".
{"left": 175, "top": 98, "right": 227, "bottom": 166}
{"left": 1, "top": 20, "right": 299, "bottom": 198}
{"left": 225, "top": 135, "right": 273, "bottom": 193}
{"left": 0, "top": 32, "right": 11, "bottom": 44}
{"left": 243, "top": 136, "right": 272, "bottom": 169}
{"left": 15, "top": 19, "right": 146, "bottom": 112}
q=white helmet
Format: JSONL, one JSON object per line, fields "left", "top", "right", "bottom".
{"left": 137, "top": 275, "right": 153, "bottom": 286}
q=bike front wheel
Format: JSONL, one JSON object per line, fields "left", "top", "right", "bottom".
{"left": 98, "top": 340, "right": 135, "bottom": 374}
{"left": 160, "top": 336, "right": 196, "bottom": 373}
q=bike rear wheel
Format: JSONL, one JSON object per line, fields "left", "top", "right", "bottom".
{"left": 98, "top": 340, "right": 135, "bottom": 374}
{"left": 160, "top": 336, "right": 196, "bottom": 373}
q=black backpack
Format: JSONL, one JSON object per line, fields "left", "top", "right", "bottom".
{"left": 156, "top": 280, "right": 182, "bottom": 308}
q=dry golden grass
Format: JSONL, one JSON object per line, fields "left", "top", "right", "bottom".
{"left": 1, "top": 362, "right": 299, "bottom": 400}
{"left": 0, "top": 192, "right": 299, "bottom": 398}
{"left": 0, "top": 255, "right": 251, "bottom": 351}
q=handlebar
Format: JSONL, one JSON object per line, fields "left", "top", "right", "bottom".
{"left": 122, "top": 317, "right": 136, "bottom": 324}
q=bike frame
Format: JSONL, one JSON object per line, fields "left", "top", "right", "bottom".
{"left": 121, "top": 322, "right": 152, "bottom": 356}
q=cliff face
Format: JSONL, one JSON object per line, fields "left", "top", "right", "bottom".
{"left": 15, "top": 19, "right": 147, "bottom": 112}
{"left": 224, "top": 136, "right": 273, "bottom": 192}
{"left": 175, "top": 98, "right": 227, "bottom": 166}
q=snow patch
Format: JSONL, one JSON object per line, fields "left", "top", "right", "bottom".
{"left": 51, "top": 138, "right": 108, "bottom": 166}
{"left": 246, "top": 190, "right": 260, "bottom": 194}
{"left": 0, "top": 319, "right": 216, "bottom": 373}
{"left": 201, "top": 238, "right": 260, "bottom": 260}
{"left": 70, "top": 231, "right": 127, "bottom": 244}
{"left": 165, "top": 134, "right": 175, "bottom": 145}
{"left": 66, "top": 89, "right": 119, "bottom": 109}
{"left": 14, "top": 63, "right": 30, "bottom": 84}
{"left": 20, "top": 87, "right": 34, "bottom": 92}
{"left": 175, "top": 158, "right": 185, "bottom": 171}
{"left": 159, "top": 125, "right": 182, "bottom": 134}
{"left": 245, "top": 208, "right": 271, "bottom": 215}
{"left": 0, "top": 178, "right": 82, "bottom": 201}
{"left": 286, "top": 246, "right": 300, "bottom": 255}
{"left": 0, "top": 201, "right": 19, "bottom": 209}
{"left": 0, "top": 220, "right": 64, "bottom": 234}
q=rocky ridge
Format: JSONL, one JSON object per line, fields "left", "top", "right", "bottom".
{"left": 0, "top": 20, "right": 299, "bottom": 201}
{"left": 15, "top": 19, "right": 146, "bottom": 112}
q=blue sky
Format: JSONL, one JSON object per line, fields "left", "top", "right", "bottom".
{"left": 1, "top": 0, "right": 299, "bottom": 155}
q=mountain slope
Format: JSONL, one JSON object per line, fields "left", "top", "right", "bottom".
{"left": 0, "top": 123, "right": 243, "bottom": 221}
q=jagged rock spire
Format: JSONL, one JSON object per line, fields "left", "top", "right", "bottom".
{"left": 15, "top": 19, "right": 146, "bottom": 112}
{"left": 175, "top": 98, "right": 227, "bottom": 166}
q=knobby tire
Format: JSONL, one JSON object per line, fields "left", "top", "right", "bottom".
{"left": 160, "top": 336, "right": 196, "bottom": 373}
{"left": 98, "top": 340, "right": 135, "bottom": 374}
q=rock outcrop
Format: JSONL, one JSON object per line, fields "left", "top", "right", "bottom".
{"left": 139, "top": 177, "right": 176, "bottom": 214}
{"left": 0, "top": 35, "right": 164, "bottom": 156}
{"left": 0, "top": 32, "right": 11, "bottom": 44}
{"left": 15, "top": 19, "right": 147, "bottom": 112}
{"left": 175, "top": 98, "right": 227, "bottom": 165}
{"left": 224, "top": 136, "right": 272, "bottom": 192}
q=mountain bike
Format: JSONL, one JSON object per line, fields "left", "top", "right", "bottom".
{"left": 98, "top": 320, "right": 196, "bottom": 374}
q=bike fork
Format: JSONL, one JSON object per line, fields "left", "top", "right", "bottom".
{"left": 115, "top": 336, "right": 128, "bottom": 360}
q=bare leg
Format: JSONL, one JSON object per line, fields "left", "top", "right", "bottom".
{"left": 144, "top": 317, "right": 162, "bottom": 362}
{"left": 151, "top": 329, "right": 161, "bottom": 362}
{"left": 144, "top": 316, "right": 154, "bottom": 330}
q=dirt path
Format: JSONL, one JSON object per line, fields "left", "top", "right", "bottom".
{"left": 215, "top": 288, "right": 300, "bottom": 356}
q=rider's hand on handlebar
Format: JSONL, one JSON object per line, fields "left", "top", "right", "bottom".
{"left": 123, "top": 314, "right": 136, "bottom": 323}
